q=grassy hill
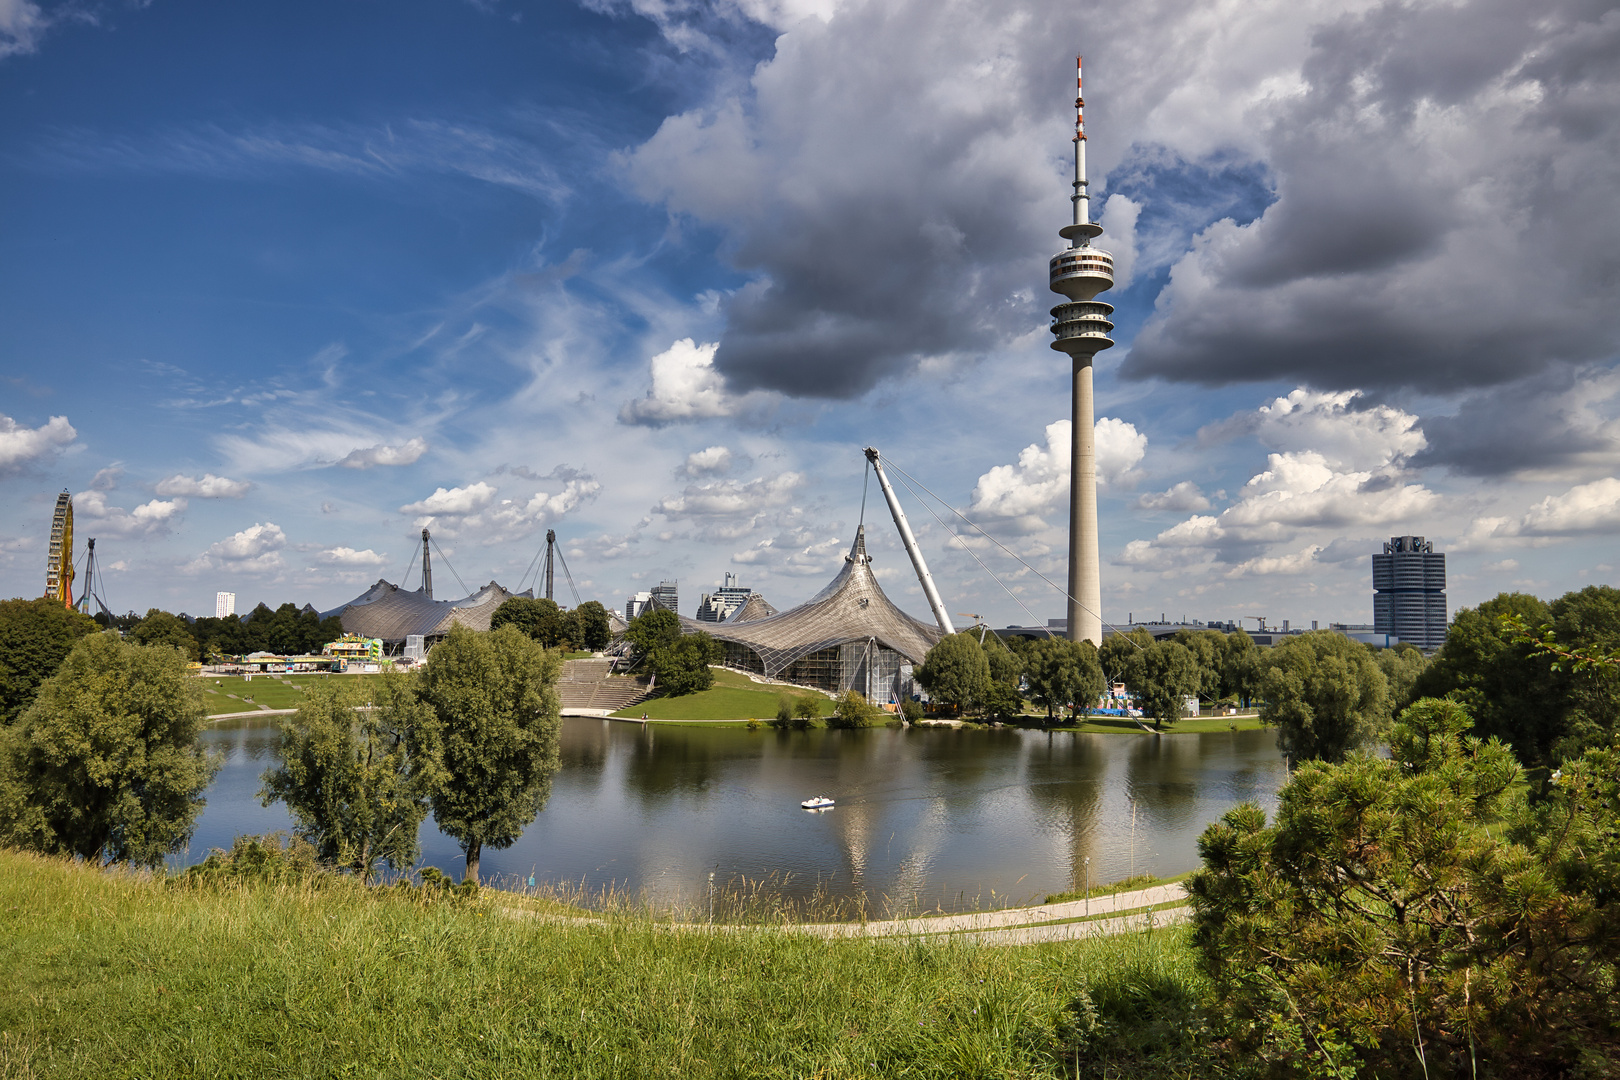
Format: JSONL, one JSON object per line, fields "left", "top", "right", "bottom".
{"left": 611, "top": 668, "right": 839, "bottom": 722}
{"left": 0, "top": 847, "right": 1212, "bottom": 1078}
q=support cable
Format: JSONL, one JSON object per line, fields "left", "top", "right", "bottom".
{"left": 879, "top": 454, "right": 1142, "bottom": 648}
{"left": 517, "top": 539, "right": 547, "bottom": 594}
{"left": 885, "top": 469, "right": 1053, "bottom": 638}
{"left": 429, "top": 537, "right": 470, "bottom": 597}
{"left": 396, "top": 544, "right": 418, "bottom": 592}
{"left": 555, "top": 548, "right": 583, "bottom": 608}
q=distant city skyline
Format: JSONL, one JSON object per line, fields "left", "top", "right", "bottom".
{"left": 2, "top": 0, "right": 1616, "bottom": 629}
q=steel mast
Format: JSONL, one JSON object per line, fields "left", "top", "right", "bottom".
{"left": 864, "top": 447, "right": 955, "bottom": 635}
{"left": 420, "top": 528, "right": 433, "bottom": 599}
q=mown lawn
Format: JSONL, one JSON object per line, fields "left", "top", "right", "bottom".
{"left": 612, "top": 668, "right": 838, "bottom": 722}
{"left": 0, "top": 848, "right": 1220, "bottom": 1079}
{"left": 195, "top": 674, "right": 391, "bottom": 716}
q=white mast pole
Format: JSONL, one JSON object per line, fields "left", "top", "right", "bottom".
{"left": 863, "top": 447, "right": 956, "bottom": 635}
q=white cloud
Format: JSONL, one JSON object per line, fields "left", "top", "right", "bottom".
{"left": 0, "top": 414, "right": 75, "bottom": 473}
{"left": 1119, "top": 387, "right": 1439, "bottom": 578}
{"left": 73, "top": 490, "right": 187, "bottom": 537}
{"left": 619, "top": 339, "right": 774, "bottom": 426}
{"left": 1099, "top": 195, "right": 1141, "bottom": 290}
{"left": 0, "top": 0, "right": 48, "bottom": 60}
{"left": 1467, "top": 478, "right": 1620, "bottom": 546}
{"left": 655, "top": 472, "right": 803, "bottom": 518}
{"left": 486, "top": 479, "right": 603, "bottom": 532}
{"left": 400, "top": 482, "right": 498, "bottom": 517}
{"left": 680, "top": 445, "right": 735, "bottom": 477}
{"left": 1135, "top": 481, "right": 1210, "bottom": 512}
{"left": 154, "top": 472, "right": 254, "bottom": 498}
{"left": 970, "top": 417, "right": 1146, "bottom": 523}
{"left": 337, "top": 437, "right": 429, "bottom": 469}
{"left": 188, "top": 522, "right": 288, "bottom": 574}
{"left": 319, "top": 546, "right": 389, "bottom": 568}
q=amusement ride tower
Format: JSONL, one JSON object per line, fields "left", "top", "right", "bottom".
{"left": 1048, "top": 56, "right": 1114, "bottom": 646}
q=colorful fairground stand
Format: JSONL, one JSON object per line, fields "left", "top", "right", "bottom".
{"left": 323, "top": 634, "right": 385, "bottom": 672}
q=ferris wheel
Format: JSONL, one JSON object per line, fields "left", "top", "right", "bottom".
{"left": 45, "top": 490, "right": 74, "bottom": 609}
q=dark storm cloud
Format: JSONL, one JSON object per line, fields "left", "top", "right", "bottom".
{"left": 1125, "top": 0, "right": 1620, "bottom": 392}
{"left": 1411, "top": 366, "right": 1620, "bottom": 477}
{"left": 624, "top": 0, "right": 1063, "bottom": 399}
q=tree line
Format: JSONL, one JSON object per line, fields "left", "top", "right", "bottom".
{"left": 1187, "top": 588, "right": 1620, "bottom": 1076}
{"left": 81, "top": 600, "right": 347, "bottom": 661}
{"left": 0, "top": 607, "right": 561, "bottom": 885}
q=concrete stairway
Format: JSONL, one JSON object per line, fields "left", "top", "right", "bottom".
{"left": 559, "top": 659, "right": 654, "bottom": 713}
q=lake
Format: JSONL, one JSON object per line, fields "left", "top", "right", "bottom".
{"left": 184, "top": 716, "right": 1288, "bottom": 914}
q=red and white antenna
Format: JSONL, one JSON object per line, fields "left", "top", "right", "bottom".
{"left": 1072, "top": 56, "right": 1090, "bottom": 227}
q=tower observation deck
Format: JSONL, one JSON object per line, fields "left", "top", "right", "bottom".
{"left": 1048, "top": 56, "right": 1113, "bottom": 645}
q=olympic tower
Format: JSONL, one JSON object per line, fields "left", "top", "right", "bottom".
{"left": 1048, "top": 56, "right": 1114, "bottom": 646}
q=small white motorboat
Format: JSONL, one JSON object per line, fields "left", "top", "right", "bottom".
{"left": 800, "top": 795, "right": 835, "bottom": 810}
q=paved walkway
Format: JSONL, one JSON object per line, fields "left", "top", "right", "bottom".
{"left": 505, "top": 881, "right": 1191, "bottom": 947}
{"left": 795, "top": 881, "right": 1190, "bottom": 944}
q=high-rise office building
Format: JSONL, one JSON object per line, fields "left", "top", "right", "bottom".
{"left": 215, "top": 591, "right": 236, "bottom": 618}
{"left": 625, "top": 591, "right": 652, "bottom": 622}
{"left": 1372, "top": 536, "right": 1447, "bottom": 649}
{"left": 650, "top": 580, "right": 679, "bottom": 616}
{"left": 697, "top": 573, "right": 753, "bottom": 623}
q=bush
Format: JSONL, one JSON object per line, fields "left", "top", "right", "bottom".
{"left": 826, "top": 690, "right": 882, "bottom": 729}
{"left": 901, "top": 699, "right": 924, "bottom": 723}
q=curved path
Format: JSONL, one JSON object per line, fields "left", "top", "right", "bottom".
{"left": 508, "top": 881, "right": 1191, "bottom": 947}
{"left": 796, "top": 881, "right": 1190, "bottom": 945}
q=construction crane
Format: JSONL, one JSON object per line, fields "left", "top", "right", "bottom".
{"left": 1240, "top": 615, "right": 1267, "bottom": 632}
{"left": 957, "top": 613, "right": 988, "bottom": 644}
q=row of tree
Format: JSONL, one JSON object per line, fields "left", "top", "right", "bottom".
{"left": 489, "top": 598, "right": 614, "bottom": 653}
{"left": 88, "top": 601, "right": 348, "bottom": 661}
{"left": 912, "top": 623, "right": 1431, "bottom": 760}
{"left": 0, "top": 622, "right": 562, "bottom": 884}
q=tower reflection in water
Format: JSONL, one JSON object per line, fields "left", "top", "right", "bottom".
{"left": 188, "top": 718, "right": 1286, "bottom": 915}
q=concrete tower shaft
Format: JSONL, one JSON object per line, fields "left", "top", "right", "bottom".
{"left": 1048, "top": 55, "right": 1114, "bottom": 647}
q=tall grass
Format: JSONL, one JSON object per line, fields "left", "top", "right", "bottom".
{"left": 0, "top": 848, "right": 1223, "bottom": 1079}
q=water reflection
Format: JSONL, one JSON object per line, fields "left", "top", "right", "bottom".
{"left": 186, "top": 718, "right": 1286, "bottom": 914}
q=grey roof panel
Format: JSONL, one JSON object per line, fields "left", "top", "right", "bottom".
{"left": 685, "top": 527, "right": 944, "bottom": 675}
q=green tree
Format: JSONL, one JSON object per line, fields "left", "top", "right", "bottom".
{"left": 649, "top": 632, "right": 722, "bottom": 695}
{"left": 574, "top": 600, "right": 613, "bottom": 651}
{"left": 0, "top": 597, "right": 99, "bottom": 724}
{"left": 0, "top": 633, "right": 218, "bottom": 867}
{"left": 981, "top": 634, "right": 1026, "bottom": 720}
{"left": 1173, "top": 629, "right": 1224, "bottom": 702}
{"left": 625, "top": 608, "right": 682, "bottom": 660}
{"left": 826, "top": 689, "right": 883, "bottom": 729}
{"left": 130, "top": 608, "right": 200, "bottom": 661}
{"left": 259, "top": 673, "right": 443, "bottom": 881}
{"left": 418, "top": 625, "right": 562, "bottom": 884}
{"left": 1413, "top": 592, "right": 1566, "bottom": 763}
{"left": 1020, "top": 637, "right": 1105, "bottom": 723}
{"left": 1188, "top": 699, "right": 1620, "bottom": 1077}
{"left": 1261, "top": 630, "right": 1389, "bottom": 763}
{"left": 491, "top": 597, "right": 574, "bottom": 647}
{"left": 1131, "top": 640, "right": 1201, "bottom": 730}
{"left": 1098, "top": 627, "right": 1152, "bottom": 695}
{"left": 1218, "top": 629, "right": 1263, "bottom": 706}
{"left": 1375, "top": 642, "right": 1428, "bottom": 716}
{"left": 915, "top": 632, "right": 990, "bottom": 716}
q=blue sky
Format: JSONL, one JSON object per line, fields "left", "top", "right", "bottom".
{"left": 3, "top": 0, "right": 1618, "bottom": 629}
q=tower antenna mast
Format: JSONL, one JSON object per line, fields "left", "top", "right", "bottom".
{"left": 1047, "top": 55, "right": 1115, "bottom": 645}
